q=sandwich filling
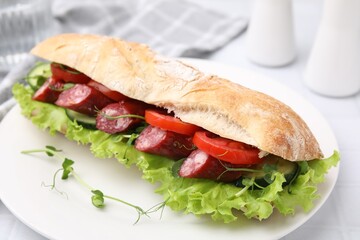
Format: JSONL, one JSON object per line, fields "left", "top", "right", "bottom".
{"left": 13, "top": 61, "right": 340, "bottom": 223}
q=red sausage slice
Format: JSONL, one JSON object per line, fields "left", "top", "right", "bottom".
{"left": 55, "top": 84, "right": 113, "bottom": 116}
{"left": 96, "top": 101, "right": 146, "bottom": 134}
{"left": 87, "top": 80, "right": 129, "bottom": 102}
{"left": 179, "top": 149, "right": 243, "bottom": 182}
{"left": 32, "top": 77, "right": 64, "bottom": 103}
{"left": 135, "top": 125, "right": 194, "bottom": 160}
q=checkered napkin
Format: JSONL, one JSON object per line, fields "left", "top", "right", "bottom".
{"left": 52, "top": 0, "right": 247, "bottom": 57}
{"left": 0, "top": 0, "right": 247, "bottom": 121}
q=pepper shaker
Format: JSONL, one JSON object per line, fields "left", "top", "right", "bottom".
{"left": 246, "top": 0, "right": 296, "bottom": 67}
{"left": 304, "top": 0, "right": 360, "bottom": 97}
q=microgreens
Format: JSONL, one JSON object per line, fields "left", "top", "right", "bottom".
{"left": 40, "top": 168, "right": 69, "bottom": 198}
{"left": 49, "top": 83, "right": 75, "bottom": 92}
{"left": 262, "top": 163, "right": 278, "bottom": 184}
{"left": 21, "top": 145, "right": 167, "bottom": 224}
{"left": 91, "top": 190, "right": 105, "bottom": 208}
{"left": 171, "top": 158, "right": 185, "bottom": 178}
{"left": 217, "top": 160, "right": 282, "bottom": 191}
{"left": 216, "top": 160, "right": 264, "bottom": 181}
{"left": 61, "top": 158, "right": 74, "bottom": 179}
{"left": 115, "top": 133, "right": 140, "bottom": 164}
{"left": 172, "top": 141, "right": 196, "bottom": 151}
{"left": 99, "top": 113, "right": 145, "bottom": 121}
{"left": 234, "top": 179, "right": 253, "bottom": 197}
{"left": 125, "top": 133, "right": 140, "bottom": 145}
{"left": 56, "top": 63, "right": 82, "bottom": 75}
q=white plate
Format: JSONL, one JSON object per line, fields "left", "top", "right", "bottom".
{"left": 0, "top": 59, "right": 339, "bottom": 240}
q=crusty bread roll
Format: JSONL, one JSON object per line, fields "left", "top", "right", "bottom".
{"left": 31, "top": 33, "right": 323, "bottom": 161}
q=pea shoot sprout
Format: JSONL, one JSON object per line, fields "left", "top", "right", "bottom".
{"left": 21, "top": 145, "right": 167, "bottom": 224}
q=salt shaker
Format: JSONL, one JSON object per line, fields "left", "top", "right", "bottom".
{"left": 304, "top": 0, "right": 360, "bottom": 97}
{"left": 246, "top": 0, "right": 296, "bottom": 67}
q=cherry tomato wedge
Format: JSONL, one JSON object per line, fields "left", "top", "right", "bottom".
{"left": 87, "top": 80, "right": 129, "bottom": 102}
{"left": 144, "top": 110, "right": 201, "bottom": 136}
{"left": 192, "top": 131, "right": 262, "bottom": 165}
{"left": 51, "top": 62, "right": 91, "bottom": 84}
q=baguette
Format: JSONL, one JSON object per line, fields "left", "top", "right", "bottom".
{"left": 31, "top": 33, "right": 323, "bottom": 161}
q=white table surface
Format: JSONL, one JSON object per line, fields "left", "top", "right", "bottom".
{"left": 1, "top": 0, "right": 359, "bottom": 239}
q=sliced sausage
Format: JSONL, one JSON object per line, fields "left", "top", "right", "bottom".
{"left": 87, "top": 80, "right": 129, "bottom": 102}
{"left": 135, "top": 125, "right": 194, "bottom": 160}
{"left": 96, "top": 101, "right": 146, "bottom": 134}
{"left": 179, "top": 149, "right": 243, "bottom": 182}
{"left": 32, "top": 77, "right": 64, "bottom": 103}
{"left": 55, "top": 84, "right": 113, "bottom": 116}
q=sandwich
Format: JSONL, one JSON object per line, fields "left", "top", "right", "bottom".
{"left": 13, "top": 33, "right": 339, "bottom": 223}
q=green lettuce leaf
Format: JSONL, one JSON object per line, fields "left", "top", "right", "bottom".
{"left": 12, "top": 83, "right": 340, "bottom": 223}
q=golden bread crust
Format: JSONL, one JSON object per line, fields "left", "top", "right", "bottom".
{"left": 31, "top": 33, "right": 323, "bottom": 161}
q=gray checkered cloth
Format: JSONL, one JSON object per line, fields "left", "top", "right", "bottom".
{"left": 0, "top": 0, "right": 247, "bottom": 121}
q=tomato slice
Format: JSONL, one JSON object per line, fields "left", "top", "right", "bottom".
{"left": 51, "top": 62, "right": 91, "bottom": 84}
{"left": 144, "top": 110, "right": 201, "bottom": 136}
{"left": 87, "top": 80, "right": 129, "bottom": 102}
{"left": 192, "top": 131, "right": 262, "bottom": 165}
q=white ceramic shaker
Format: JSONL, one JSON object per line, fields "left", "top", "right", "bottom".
{"left": 304, "top": 0, "right": 360, "bottom": 97}
{"left": 246, "top": 0, "right": 296, "bottom": 67}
